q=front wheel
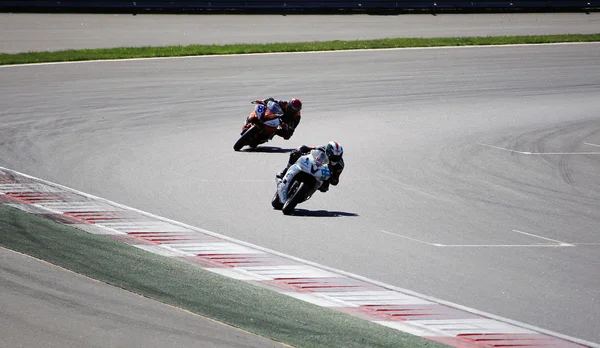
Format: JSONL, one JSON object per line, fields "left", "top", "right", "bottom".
{"left": 282, "top": 182, "right": 310, "bottom": 215}
{"left": 271, "top": 192, "right": 283, "bottom": 210}
{"left": 234, "top": 126, "right": 259, "bottom": 151}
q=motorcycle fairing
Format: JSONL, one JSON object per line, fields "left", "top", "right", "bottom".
{"left": 277, "top": 151, "right": 330, "bottom": 203}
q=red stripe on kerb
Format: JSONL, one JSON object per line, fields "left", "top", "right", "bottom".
{"left": 5, "top": 192, "right": 64, "bottom": 204}
{"left": 196, "top": 253, "right": 286, "bottom": 267}
{"left": 0, "top": 173, "right": 16, "bottom": 182}
{"left": 64, "top": 211, "right": 133, "bottom": 223}
{"left": 362, "top": 305, "right": 437, "bottom": 320}
{"left": 277, "top": 277, "right": 379, "bottom": 292}
{"left": 362, "top": 304, "right": 481, "bottom": 321}
{"left": 127, "top": 232, "right": 217, "bottom": 244}
{"left": 0, "top": 194, "right": 22, "bottom": 204}
{"left": 426, "top": 336, "right": 484, "bottom": 348}
{"left": 38, "top": 213, "right": 90, "bottom": 224}
{"left": 139, "top": 237, "right": 199, "bottom": 243}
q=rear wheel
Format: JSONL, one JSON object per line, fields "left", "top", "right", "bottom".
{"left": 233, "top": 126, "right": 259, "bottom": 151}
{"left": 282, "top": 182, "right": 310, "bottom": 215}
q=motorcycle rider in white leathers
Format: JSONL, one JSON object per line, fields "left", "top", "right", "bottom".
{"left": 276, "top": 141, "right": 344, "bottom": 192}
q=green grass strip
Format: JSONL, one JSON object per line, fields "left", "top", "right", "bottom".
{"left": 0, "top": 205, "right": 448, "bottom": 348}
{"left": 1, "top": 34, "right": 599, "bottom": 65}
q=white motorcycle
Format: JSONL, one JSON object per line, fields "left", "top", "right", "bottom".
{"left": 271, "top": 149, "right": 331, "bottom": 215}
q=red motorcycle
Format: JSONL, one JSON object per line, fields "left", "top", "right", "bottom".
{"left": 233, "top": 101, "right": 284, "bottom": 151}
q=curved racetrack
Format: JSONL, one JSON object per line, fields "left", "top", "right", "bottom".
{"left": 1, "top": 15, "right": 600, "bottom": 346}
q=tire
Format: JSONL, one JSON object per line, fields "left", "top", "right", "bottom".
{"left": 282, "top": 181, "right": 310, "bottom": 215}
{"left": 233, "top": 126, "right": 259, "bottom": 151}
{"left": 271, "top": 192, "right": 283, "bottom": 210}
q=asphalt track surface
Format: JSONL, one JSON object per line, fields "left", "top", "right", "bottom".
{"left": 0, "top": 247, "right": 287, "bottom": 348}
{"left": 1, "top": 14, "right": 600, "bottom": 347}
{"left": 1, "top": 12, "right": 600, "bottom": 53}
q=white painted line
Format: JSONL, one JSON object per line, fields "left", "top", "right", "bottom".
{"left": 379, "top": 230, "right": 443, "bottom": 246}
{"left": 512, "top": 229, "right": 574, "bottom": 246}
{"left": 584, "top": 142, "right": 600, "bottom": 148}
{"left": 2, "top": 166, "right": 598, "bottom": 348}
{"left": 380, "top": 229, "right": 575, "bottom": 248}
{"left": 478, "top": 143, "right": 533, "bottom": 154}
{"left": 478, "top": 143, "right": 600, "bottom": 155}
{"left": 2, "top": 42, "right": 597, "bottom": 69}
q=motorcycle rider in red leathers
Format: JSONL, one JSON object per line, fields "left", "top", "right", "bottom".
{"left": 243, "top": 97, "right": 302, "bottom": 140}
{"left": 276, "top": 141, "right": 344, "bottom": 193}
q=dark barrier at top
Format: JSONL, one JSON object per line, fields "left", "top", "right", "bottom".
{"left": 1, "top": 0, "right": 598, "bottom": 10}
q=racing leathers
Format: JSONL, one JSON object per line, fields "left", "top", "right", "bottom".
{"left": 276, "top": 145, "right": 344, "bottom": 192}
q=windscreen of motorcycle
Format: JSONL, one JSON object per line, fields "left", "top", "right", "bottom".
{"left": 311, "top": 149, "right": 329, "bottom": 167}
{"left": 266, "top": 101, "right": 284, "bottom": 116}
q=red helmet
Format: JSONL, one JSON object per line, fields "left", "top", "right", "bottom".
{"left": 287, "top": 98, "right": 302, "bottom": 113}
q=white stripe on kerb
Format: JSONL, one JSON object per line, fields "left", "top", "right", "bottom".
{"left": 168, "top": 242, "right": 264, "bottom": 255}
{"left": 134, "top": 245, "right": 191, "bottom": 257}
{"left": 38, "top": 202, "right": 115, "bottom": 212}
{"left": 237, "top": 265, "right": 344, "bottom": 279}
{"left": 282, "top": 292, "right": 347, "bottom": 308}
{"left": 5, "top": 203, "right": 49, "bottom": 214}
{"left": 0, "top": 183, "right": 59, "bottom": 193}
{"left": 410, "top": 318, "right": 535, "bottom": 337}
{"left": 376, "top": 321, "right": 440, "bottom": 337}
{"left": 99, "top": 221, "right": 192, "bottom": 232}
{"left": 74, "top": 224, "right": 125, "bottom": 235}
{"left": 205, "top": 268, "right": 273, "bottom": 281}
{"left": 323, "top": 291, "right": 433, "bottom": 306}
